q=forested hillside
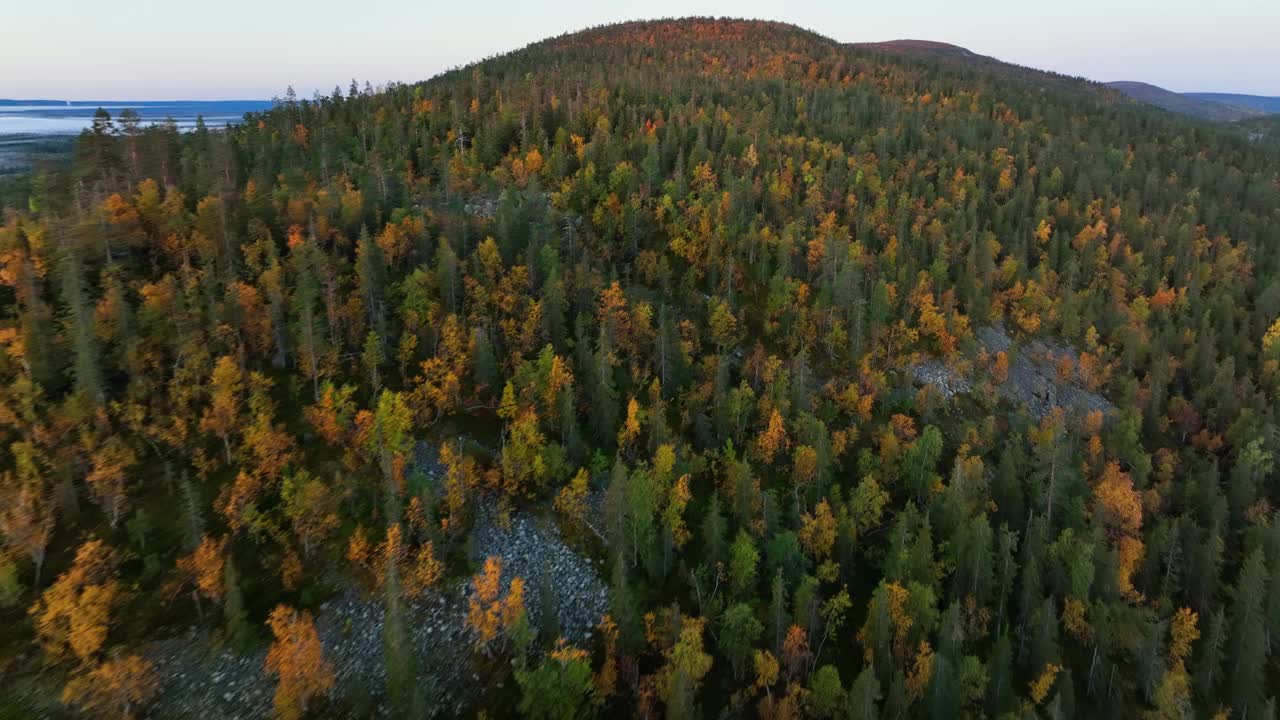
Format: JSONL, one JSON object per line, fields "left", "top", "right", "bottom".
{"left": 2, "top": 17, "right": 1280, "bottom": 719}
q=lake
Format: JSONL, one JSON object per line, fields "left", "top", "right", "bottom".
{"left": 0, "top": 100, "right": 274, "bottom": 136}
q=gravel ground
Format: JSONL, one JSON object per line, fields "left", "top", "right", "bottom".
{"left": 470, "top": 508, "right": 611, "bottom": 645}
{"left": 147, "top": 590, "right": 478, "bottom": 719}
{"left": 147, "top": 630, "right": 272, "bottom": 719}
{"left": 911, "top": 359, "right": 973, "bottom": 399}
{"left": 145, "top": 479, "right": 609, "bottom": 718}
{"left": 412, "top": 440, "right": 448, "bottom": 494}
{"left": 911, "top": 324, "right": 1113, "bottom": 420}
{"left": 976, "top": 324, "right": 1113, "bottom": 420}
{"left": 314, "top": 588, "right": 476, "bottom": 718}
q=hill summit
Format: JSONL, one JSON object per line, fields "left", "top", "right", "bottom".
{"left": 852, "top": 39, "right": 981, "bottom": 58}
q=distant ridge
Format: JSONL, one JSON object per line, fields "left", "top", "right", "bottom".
{"left": 1105, "top": 81, "right": 1270, "bottom": 122}
{"left": 1183, "top": 93, "right": 1280, "bottom": 114}
{"left": 0, "top": 99, "right": 71, "bottom": 106}
{"left": 0, "top": 99, "right": 272, "bottom": 106}
{"left": 844, "top": 41, "right": 1280, "bottom": 125}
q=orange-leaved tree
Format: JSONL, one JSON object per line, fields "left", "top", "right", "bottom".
{"left": 84, "top": 435, "right": 137, "bottom": 529}
{"left": 173, "top": 534, "right": 226, "bottom": 612}
{"left": 29, "top": 539, "right": 120, "bottom": 666}
{"left": 466, "top": 555, "right": 526, "bottom": 656}
{"left": 264, "top": 605, "right": 335, "bottom": 720}
{"left": 61, "top": 654, "right": 159, "bottom": 719}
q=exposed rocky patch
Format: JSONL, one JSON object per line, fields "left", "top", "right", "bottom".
{"left": 147, "top": 590, "right": 479, "bottom": 719}
{"left": 977, "top": 325, "right": 1113, "bottom": 421}
{"left": 146, "top": 444, "right": 608, "bottom": 719}
{"left": 314, "top": 589, "right": 475, "bottom": 718}
{"left": 411, "top": 440, "right": 447, "bottom": 492}
{"left": 147, "top": 630, "right": 272, "bottom": 720}
{"left": 411, "top": 436, "right": 495, "bottom": 492}
{"left": 470, "top": 509, "right": 610, "bottom": 645}
{"left": 463, "top": 197, "right": 499, "bottom": 219}
{"left": 911, "top": 323, "right": 1113, "bottom": 420}
{"left": 911, "top": 359, "right": 973, "bottom": 400}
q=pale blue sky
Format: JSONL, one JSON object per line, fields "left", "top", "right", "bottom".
{"left": 4, "top": 0, "right": 1277, "bottom": 99}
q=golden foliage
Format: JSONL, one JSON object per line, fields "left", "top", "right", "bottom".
{"left": 0, "top": 475, "right": 53, "bottom": 574}
{"left": 176, "top": 535, "right": 226, "bottom": 602}
{"left": 596, "top": 615, "right": 620, "bottom": 698}
{"left": 754, "top": 649, "right": 780, "bottom": 691}
{"left": 665, "top": 474, "right": 693, "bottom": 548}
{"left": 84, "top": 436, "right": 136, "bottom": 528}
{"left": 991, "top": 350, "right": 1009, "bottom": 383}
{"left": 346, "top": 525, "right": 372, "bottom": 576}
{"left": 885, "top": 581, "right": 913, "bottom": 646}
{"left": 618, "top": 396, "right": 644, "bottom": 449}
{"left": 1168, "top": 607, "right": 1199, "bottom": 664}
{"left": 264, "top": 605, "right": 335, "bottom": 720}
{"left": 791, "top": 445, "right": 819, "bottom": 489}
{"left": 29, "top": 539, "right": 119, "bottom": 666}
{"left": 799, "top": 499, "right": 837, "bottom": 560}
{"left": 1062, "top": 597, "right": 1094, "bottom": 643}
{"left": 1029, "top": 663, "right": 1062, "bottom": 705}
{"left": 906, "top": 641, "right": 935, "bottom": 702}
{"left": 1117, "top": 535, "right": 1146, "bottom": 602}
{"left": 304, "top": 383, "right": 355, "bottom": 445}
{"left": 555, "top": 468, "right": 591, "bottom": 525}
{"left": 61, "top": 655, "right": 159, "bottom": 719}
{"left": 757, "top": 409, "right": 788, "bottom": 464}
{"left": 466, "top": 556, "right": 526, "bottom": 654}
{"left": 405, "top": 541, "right": 444, "bottom": 598}
{"left": 1093, "top": 461, "right": 1143, "bottom": 536}
{"left": 199, "top": 355, "right": 242, "bottom": 460}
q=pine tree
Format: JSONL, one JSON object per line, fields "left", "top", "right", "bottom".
{"left": 1228, "top": 549, "right": 1269, "bottom": 718}
{"left": 848, "top": 665, "right": 882, "bottom": 720}
{"left": 222, "top": 556, "right": 253, "bottom": 651}
{"left": 383, "top": 552, "right": 423, "bottom": 717}
{"left": 59, "top": 247, "right": 103, "bottom": 404}
{"left": 1194, "top": 607, "right": 1227, "bottom": 700}
{"left": 356, "top": 225, "right": 388, "bottom": 346}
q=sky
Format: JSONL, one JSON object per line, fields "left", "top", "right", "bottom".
{"left": 4, "top": 0, "right": 1277, "bottom": 99}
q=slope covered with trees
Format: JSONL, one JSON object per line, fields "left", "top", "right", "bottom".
{"left": 2, "top": 16, "right": 1280, "bottom": 719}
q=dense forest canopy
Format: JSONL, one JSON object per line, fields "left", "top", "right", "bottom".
{"left": 2, "top": 16, "right": 1280, "bottom": 719}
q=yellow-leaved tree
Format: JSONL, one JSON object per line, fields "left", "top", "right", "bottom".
{"left": 264, "top": 605, "right": 335, "bottom": 720}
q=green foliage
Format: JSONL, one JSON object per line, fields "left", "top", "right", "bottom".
{"left": 0, "top": 555, "right": 23, "bottom": 608}
{"left": 515, "top": 646, "right": 597, "bottom": 720}
{"left": 717, "top": 602, "right": 763, "bottom": 679}
{"left": 728, "top": 530, "right": 760, "bottom": 596}
{"left": 807, "top": 664, "right": 845, "bottom": 719}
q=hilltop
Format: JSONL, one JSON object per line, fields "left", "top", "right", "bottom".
{"left": 850, "top": 39, "right": 984, "bottom": 58}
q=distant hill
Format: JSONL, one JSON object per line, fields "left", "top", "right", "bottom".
{"left": 0, "top": 99, "right": 69, "bottom": 106}
{"left": 843, "top": 47, "right": 1280, "bottom": 125}
{"left": 1106, "top": 81, "right": 1271, "bottom": 121}
{"left": 847, "top": 38, "right": 1107, "bottom": 100}
{"left": 1184, "top": 92, "right": 1280, "bottom": 114}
